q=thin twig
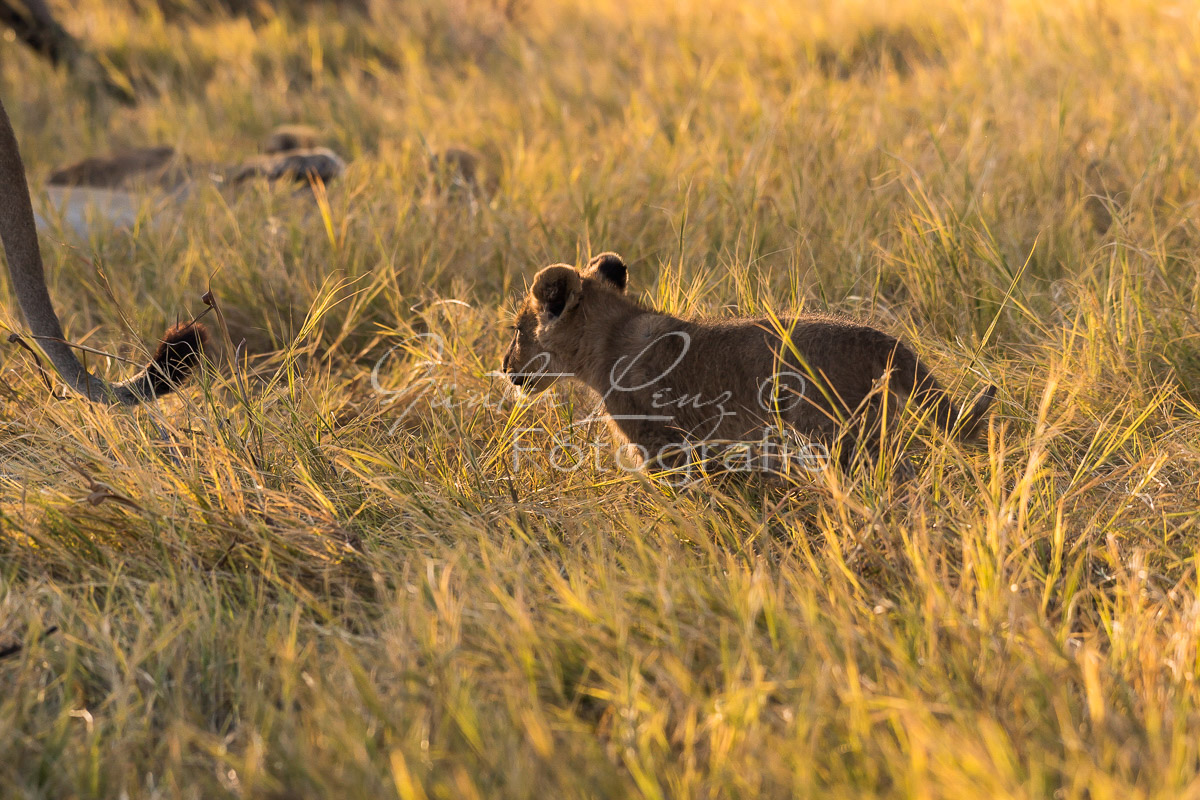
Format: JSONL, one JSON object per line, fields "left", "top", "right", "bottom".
{"left": 0, "top": 626, "right": 60, "bottom": 661}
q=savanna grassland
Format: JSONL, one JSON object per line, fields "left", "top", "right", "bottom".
{"left": 3, "top": 0, "right": 1200, "bottom": 796}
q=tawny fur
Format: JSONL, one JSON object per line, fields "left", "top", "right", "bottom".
{"left": 0, "top": 93, "right": 206, "bottom": 404}
{"left": 428, "top": 145, "right": 499, "bottom": 198}
{"left": 503, "top": 253, "right": 995, "bottom": 472}
{"left": 46, "top": 124, "right": 344, "bottom": 191}
{"left": 262, "top": 124, "right": 322, "bottom": 155}
{"left": 226, "top": 147, "right": 346, "bottom": 185}
{"left": 48, "top": 146, "right": 191, "bottom": 190}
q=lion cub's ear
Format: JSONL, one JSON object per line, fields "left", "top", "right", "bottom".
{"left": 585, "top": 252, "right": 628, "bottom": 292}
{"left": 531, "top": 264, "right": 583, "bottom": 319}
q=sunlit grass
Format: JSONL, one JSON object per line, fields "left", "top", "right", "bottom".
{"left": 3, "top": 0, "right": 1200, "bottom": 796}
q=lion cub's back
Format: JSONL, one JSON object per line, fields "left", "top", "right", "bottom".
{"left": 689, "top": 313, "right": 896, "bottom": 363}
{"left": 690, "top": 314, "right": 908, "bottom": 407}
{"left": 629, "top": 313, "right": 908, "bottom": 409}
{"left": 777, "top": 314, "right": 913, "bottom": 401}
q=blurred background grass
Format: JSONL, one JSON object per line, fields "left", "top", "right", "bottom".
{"left": 3, "top": 0, "right": 1200, "bottom": 796}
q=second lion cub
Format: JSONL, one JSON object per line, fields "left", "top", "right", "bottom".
{"left": 502, "top": 253, "right": 995, "bottom": 475}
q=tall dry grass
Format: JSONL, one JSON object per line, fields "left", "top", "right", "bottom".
{"left": 3, "top": 0, "right": 1200, "bottom": 796}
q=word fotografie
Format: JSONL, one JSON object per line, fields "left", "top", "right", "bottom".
{"left": 374, "top": 331, "right": 828, "bottom": 476}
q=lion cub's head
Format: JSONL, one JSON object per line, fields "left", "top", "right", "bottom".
{"left": 502, "top": 252, "right": 629, "bottom": 392}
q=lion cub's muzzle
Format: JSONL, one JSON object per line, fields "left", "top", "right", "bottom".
{"left": 501, "top": 349, "right": 525, "bottom": 387}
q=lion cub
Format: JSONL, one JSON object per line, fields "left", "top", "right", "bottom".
{"left": 46, "top": 124, "right": 345, "bottom": 190}
{"left": 502, "top": 253, "right": 995, "bottom": 475}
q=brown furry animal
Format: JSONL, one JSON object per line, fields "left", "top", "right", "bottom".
{"left": 1, "top": 94, "right": 206, "bottom": 404}
{"left": 226, "top": 148, "right": 345, "bottom": 185}
{"left": 47, "top": 145, "right": 191, "bottom": 189}
{"left": 428, "top": 145, "right": 498, "bottom": 199}
{"left": 237, "top": 124, "right": 344, "bottom": 184}
{"left": 502, "top": 253, "right": 995, "bottom": 475}
{"left": 46, "top": 125, "right": 345, "bottom": 191}
{"left": 261, "top": 124, "right": 323, "bottom": 155}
